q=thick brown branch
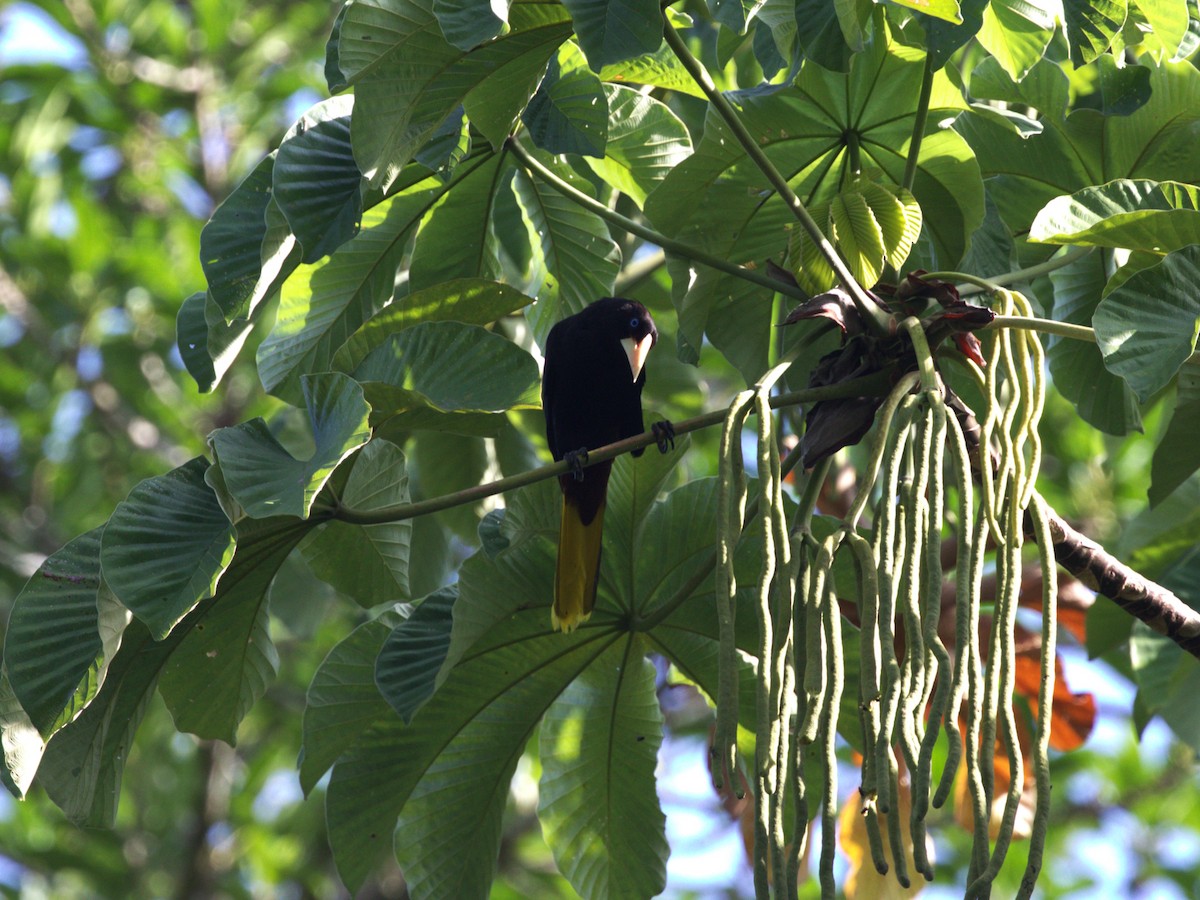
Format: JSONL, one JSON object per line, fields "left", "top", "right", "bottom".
{"left": 1030, "top": 511, "right": 1200, "bottom": 659}
{"left": 949, "top": 392, "right": 1200, "bottom": 660}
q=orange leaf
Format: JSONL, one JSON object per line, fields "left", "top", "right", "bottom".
{"left": 1013, "top": 650, "right": 1096, "bottom": 752}
{"left": 842, "top": 779, "right": 925, "bottom": 900}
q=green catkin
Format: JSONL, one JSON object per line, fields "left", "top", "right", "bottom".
{"left": 884, "top": 760, "right": 912, "bottom": 889}
{"left": 872, "top": 403, "right": 910, "bottom": 818}
{"left": 848, "top": 372, "right": 923, "bottom": 528}
{"left": 968, "top": 501, "right": 1026, "bottom": 899}
{"left": 1018, "top": 493, "right": 1058, "bottom": 899}
{"left": 818, "top": 550, "right": 844, "bottom": 899}
{"left": 788, "top": 540, "right": 816, "bottom": 898}
{"left": 911, "top": 397, "right": 951, "bottom": 882}
{"left": 713, "top": 390, "right": 754, "bottom": 792}
{"left": 933, "top": 406, "right": 976, "bottom": 809}
{"left": 800, "top": 555, "right": 828, "bottom": 745}
{"left": 964, "top": 515, "right": 992, "bottom": 883}
{"left": 864, "top": 800, "right": 889, "bottom": 876}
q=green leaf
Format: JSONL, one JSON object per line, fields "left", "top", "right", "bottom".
{"left": 793, "top": 0, "right": 866, "bottom": 71}
{"left": 410, "top": 151, "right": 509, "bottom": 289}
{"left": 199, "top": 153, "right": 274, "bottom": 322}
{"left": 511, "top": 154, "right": 621, "bottom": 341}
{"left": 829, "top": 190, "right": 887, "bottom": 287}
{"left": 410, "top": 431, "right": 489, "bottom": 541}
{"left": 1030, "top": 179, "right": 1200, "bottom": 252}
{"left": 890, "top": 0, "right": 963, "bottom": 25}
{"left": 975, "top": 0, "right": 1053, "bottom": 80}
{"left": 301, "top": 439, "right": 414, "bottom": 602}
{"left": 100, "top": 457, "right": 236, "bottom": 640}
{"left": 460, "top": 20, "right": 568, "bottom": 148}
{"left": 256, "top": 184, "right": 437, "bottom": 402}
{"left": 299, "top": 608, "right": 405, "bottom": 795}
{"left": 1094, "top": 246, "right": 1200, "bottom": 403}
{"left": 1063, "top": 0, "right": 1129, "bottom": 63}
{"left": 582, "top": 85, "right": 692, "bottom": 209}
{"left": 375, "top": 587, "right": 456, "bottom": 723}
{"left": 1048, "top": 250, "right": 1143, "bottom": 435}
{"left": 539, "top": 638, "right": 667, "bottom": 900}
{"left": 274, "top": 95, "right": 363, "bottom": 264}
{"left": 38, "top": 516, "right": 310, "bottom": 823}
{"left": 645, "top": 29, "right": 978, "bottom": 375}
{"left": 325, "top": 614, "right": 607, "bottom": 894}
{"left": 342, "top": 0, "right": 571, "bottom": 190}
{"left": 156, "top": 564, "right": 279, "bottom": 743}
{"left": 415, "top": 106, "right": 472, "bottom": 179}
{"left": 209, "top": 373, "right": 372, "bottom": 519}
{"left": 562, "top": 0, "right": 662, "bottom": 70}
{"left": 177, "top": 291, "right": 254, "bottom": 394}
{"left": 434, "top": 0, "right": 509, "bottom": 50}
{"left": 354, "top": 320, "right": 541, "bottom": 439}
{"left": 960, "top": 59, "right": 1200, "bottom": 243}
{"left": 330, "top": 278, "right": 535, "bottom": 374}
{"left": 1150, "top": 370, "right": 1200, "bottom": 505}
{"left": 5, "top": 529, "right": 104, "bottom": 737}
{"left": 913, "top": 0, "right": 988, "bottom": 69}
{"left": 1125, "top": 0, "right": 1191, "bottom": 63}
{"left": 596, "top": 43, "right": 708, "bottom": 97}
{"left": 522, "top": 41, "right": 609, "bottom": 158}
{"left": 0, "top": 668, "right": 44, "bottom": 799}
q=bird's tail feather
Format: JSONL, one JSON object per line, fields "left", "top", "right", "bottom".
{"left": 553, "top": 496, "right": 604, "bottom": 632}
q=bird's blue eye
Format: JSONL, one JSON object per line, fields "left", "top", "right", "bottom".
{"left": 629, "top": 317, "right": 640, "bottom": 330}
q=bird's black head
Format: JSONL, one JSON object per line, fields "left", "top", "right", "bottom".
{"left": 583, "top": 297, "right": 657, "bottom": 382}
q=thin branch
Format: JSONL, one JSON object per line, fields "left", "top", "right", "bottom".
{"left": 506, "top": 138, "right": 806, "bottom": 301}
{"left": 660, "top": 18, "right": 891, "bottom": 337}
{"left": 330, "top": 369, "right": 894, "bottom": 526}
{"left": 925, "top": 246, "right": 1090, "bottom": 294}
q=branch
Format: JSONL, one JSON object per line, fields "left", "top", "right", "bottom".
{"left": 1029, "top": 508, "right": 1200, "bottom": 659}
{"left": 506, "top": 138, "right": 806, "bottom": 302}
{"left": 330, "top": 369, "right": 894, "bottom": 526}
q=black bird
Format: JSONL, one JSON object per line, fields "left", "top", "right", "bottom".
{"left": 541, "top": 297, "right": 666, "bottom": 631}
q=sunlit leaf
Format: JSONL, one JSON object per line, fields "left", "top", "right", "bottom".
{"left": 1093, "top": 245, "right": 1200, "bottom": 403}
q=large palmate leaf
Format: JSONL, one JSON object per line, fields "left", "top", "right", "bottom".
{"left": 581, "top": 84, "right": 692, "bottom": 209}
{"left": 1047, "top": 250, "right": 1142, "bottom": 435}
{"left": 5, "top": 529, "right": 105, "bottom": 737}
{"left": 199, "top": 153, "right": 275, "bottom": 322}
{"left": 336, "top": 0, "right": 571, "bottom": 190}
{"left": 330, "top": 278, "right": 535, "bottom": 374}
{"left": 209, "top": 373, "right": 372, "bottom": 519}
{"left": 354, "top": 320, "right": 541, "bottom": 439}
{"left": 646, "top": 27, "right": 978, "bottom": 377}
{"left": 1093, "top": 245, "right": 1200, "bottom": 403}
{"left": 522, "top": 40, "right": 609, "bottom": 157}
{"left": 512, "top": 150, "right": 622, "bottom": 341}
{"left": 299, "top": 607, "right": 406, "bottom": 795}
{"left": 1030, "top": 179, "right": 1200, "bottom": 253}
{"left": 100, "top": 457, "right": 235, "bottom": 640}
{"left": 1, "top": 669, "right": 44, "bottom": 798}
{"left": 273, "top": 95, "right": 362, "bottom": 264}
{"left": 301, "top": 439, "right": 414, "bottom": 603}
{"left": 539, "top": 639, "right": 667, "bottom": 900}
{"left": 975, "top": 0, "right": 1054, "bottom": 80}
{"left": 959, "top": 59, "right": 1200, "bottom": 244}
{"left": 37, "top": 515, "right": 311, "bottom": 824}
{"left": 409, "top": 150, "right": 510, "bottom": 289}
{"left": 434, "top": 0, "right": 509, "bottom": 50}
{"left": 177, "top": 291, "right": 255, "bottom": 394}
{"left": 561, "top": 0, "right": 663, "bottom": 70}
{"left": 1062, "top": 0, "right": 1128, "bottom": 63}
{"left": 256, "top": 179, "right": 444, "bottom": 402}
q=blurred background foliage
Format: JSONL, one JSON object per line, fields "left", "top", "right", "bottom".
{"left": 0, "top": 0, "right": 1198, "bottom": 897}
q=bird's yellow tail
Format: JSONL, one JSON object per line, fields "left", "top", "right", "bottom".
{"left": 553, "top": 496, "right": 605, "bottom": 632}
